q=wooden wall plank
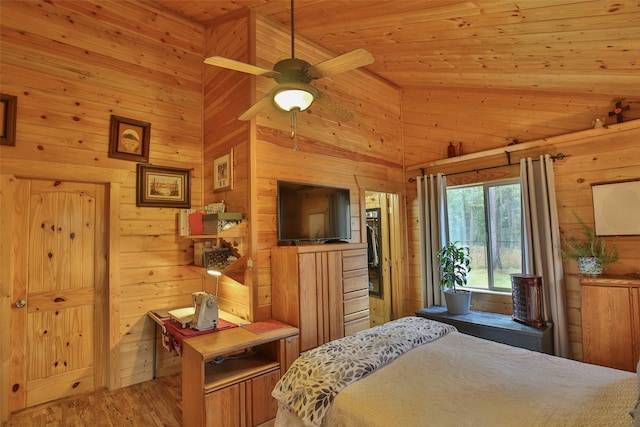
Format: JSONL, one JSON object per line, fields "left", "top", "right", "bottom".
{"left": 0, "top": 0, "right": 205, "bottom": 398}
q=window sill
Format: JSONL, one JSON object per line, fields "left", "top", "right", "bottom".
{"left": 466, "top": 287, "right": 511, "bottom": 296}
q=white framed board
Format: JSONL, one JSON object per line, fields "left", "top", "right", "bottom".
{"left": 591, "top": 180, "right": 640, "bottom": 236}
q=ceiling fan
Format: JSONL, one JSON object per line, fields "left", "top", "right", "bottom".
{"left": 203, "top": 0, "right": 373, "bottom": 122}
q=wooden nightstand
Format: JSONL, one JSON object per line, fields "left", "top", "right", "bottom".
{"left": 416, "top": 306, "right": 553, "bottom": 354}
{"left": 181, "top": 323, "right": 299, "bottom": 427}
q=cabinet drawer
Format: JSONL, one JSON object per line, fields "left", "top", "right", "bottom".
{"left": 344, "top": 315, "right": 370, "bottom": 336}
{"left": 344, "top": 293, "right": 369, "bottom": 314}
{"left": 342, "top": 250, "right": 367, "bottom": 272}
{"left": 345, "top": 308, "right": 369, "bottom": 324}
{"left": 344, "top": 288, "right": 368, "bottom": 301}
{"left": 343, "top": 271, "right": 368, "bottom": 293}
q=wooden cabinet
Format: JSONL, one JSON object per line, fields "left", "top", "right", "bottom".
{"left": 271, "top": 243, "right": 370, "bottom": 352}
{"left": 203, "top": 367, "right": 279, "bottom": 427}
{"left": 182, "top": 324, "right": 299, "bottom": 427}
{"left": 581, "top": 275, "right": 640, "bottom": 372}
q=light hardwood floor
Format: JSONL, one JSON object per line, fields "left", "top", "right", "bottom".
{"left": 4, "top": 374, "right": 182, "bottom": 426}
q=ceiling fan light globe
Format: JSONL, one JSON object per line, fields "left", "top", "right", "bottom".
{"left": 274, "top": 88, "right": 315, "bottom": 112}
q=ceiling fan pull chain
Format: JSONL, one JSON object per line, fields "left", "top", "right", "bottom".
{"left": 291, "top": 110, "right": 299, "bottom": 151}
{"left": 290, "top": 0, "right": 295, "bottom": 58}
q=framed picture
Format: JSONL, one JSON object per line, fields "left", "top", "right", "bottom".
{"left": 592, "top": 179, "right": 640, "bottom": 236}
{"left": 136, "top": 164, "right": 191, "bottom": 208}
{"left": 1, "top": 93, "right": 17, "bottom": 146}
{"left": 213, "top": 149, "right": 233, "bottom": 191}
{"left": 109, "top": 115, "right": 150, "bottom": 162}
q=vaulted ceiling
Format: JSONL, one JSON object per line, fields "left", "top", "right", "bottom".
{"left": 148, "top": 0, "right": 640, "bottom": 98}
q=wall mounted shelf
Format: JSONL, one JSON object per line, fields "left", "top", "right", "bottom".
{"left": 183, "top": 221, "right": 247, "bottom": 285}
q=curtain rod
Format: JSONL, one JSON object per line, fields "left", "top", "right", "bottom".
{"left": 408, "top": 152, "right": 566, "bottom": 183}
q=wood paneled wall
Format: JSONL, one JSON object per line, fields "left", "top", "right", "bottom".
{"left": 0, "top": 0, "right": 205, "bottom": 402}
{"left": 403, "top": 87, "right": 640, "bottom": 164}
{"left": 402, "top": 84, "right": 640, "bottom": 359}
{"left": 202, "top": 9, "right": 254, "bottom": 321}
{"left": 252, "top": 13, "right": 404, "bottom": 321}
{"left": 201, "top": 11, "right": 405, "bottom": 322}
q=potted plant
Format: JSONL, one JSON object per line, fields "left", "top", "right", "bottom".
{"left": 561, "top": 212, "right": 618, "bottom": 276}
{"left": 436, "top": 241, "right": 472, "bottom": 314}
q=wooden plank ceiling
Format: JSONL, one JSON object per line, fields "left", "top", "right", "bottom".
{"left": 147, "top": 0, "right": 640, "bottom": 98}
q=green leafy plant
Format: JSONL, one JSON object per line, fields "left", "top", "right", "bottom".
{"left": 436, "top": 241, "right": 471, "bottom": 292}
{"left": 561, "top": 212, "right": 618, "bottom": 266}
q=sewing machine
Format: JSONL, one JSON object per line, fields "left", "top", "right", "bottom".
{"left": 190, "top": 291, "right": 218, "bottom": 331}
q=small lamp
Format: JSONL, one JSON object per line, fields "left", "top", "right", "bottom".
{"left": 206, "top": 267, "right": 222, "bottom": 297}
{"left": 273, "top": 83, "right": 318, "bottom": 112}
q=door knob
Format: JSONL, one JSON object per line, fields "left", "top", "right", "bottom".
{"left": 15, "top": 300, "right": 26, "bottom": 308}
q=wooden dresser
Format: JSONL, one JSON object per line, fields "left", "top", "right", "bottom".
{"left": 271, "top": 243, "right": 370, "bottom": 352}
{"left": 581, "top": 274, "right": 640, "bottom": 372}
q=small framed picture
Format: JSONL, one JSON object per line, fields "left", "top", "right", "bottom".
{"left": 1, "top": 93, "right": 17, "bottom": 146}
{"left": 136, "top": 164, "right": 191, "bottom": 208}
{"left": 109, "top": 115, "right": 150, "bottom": 162}
{"left": 213, "top": 149, "right": 233, "bottom": 192}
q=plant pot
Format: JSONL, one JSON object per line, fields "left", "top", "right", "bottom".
{"left": 577, "top": 256, "right": 602, "bottom": 276}
{"left": 444, "top": 290, "right": 471, "bottom": 315}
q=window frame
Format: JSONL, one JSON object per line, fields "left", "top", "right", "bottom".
{"left": 446, "top": 177, "right": 522, "bottom": 293}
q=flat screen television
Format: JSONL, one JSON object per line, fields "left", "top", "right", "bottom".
{"left": 277, "top": 181, "right": 351, "bottom": 243}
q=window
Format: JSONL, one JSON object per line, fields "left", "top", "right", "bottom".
{"left": 446, "top": 179, "right": 521, "bottom": 291}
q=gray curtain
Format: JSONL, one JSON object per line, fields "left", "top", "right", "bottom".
{"left": 417, "top": 174, "right": 448, "bottom": 307}
{"left": 520, "top": 155, "right": 571, "bottom": 358}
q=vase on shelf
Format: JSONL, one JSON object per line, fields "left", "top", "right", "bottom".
{"left": 577, "top": 256, "right": 602, "bottom": 276}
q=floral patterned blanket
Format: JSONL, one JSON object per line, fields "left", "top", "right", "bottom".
{"left": 272, "top": 316, "right": 456, "bottom": 427}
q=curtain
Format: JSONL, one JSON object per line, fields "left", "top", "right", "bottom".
{"left": 520, "top": 155, "right": 571, "bottom": 358}
{"left": 417, "top": 174, "right": 448, "bottom": 307}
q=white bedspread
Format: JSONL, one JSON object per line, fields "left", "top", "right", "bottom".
{"left": 273, "top": 316, "right": 456, "bottom": 426}
{"left": 275, "top": 326, "right": 637, "bottom": 427}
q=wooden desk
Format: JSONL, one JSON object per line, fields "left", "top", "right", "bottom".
{"left": 416, "top": 306, "right": 553, "bottom": 354}
{"left": 182, "top": 323, "right": 299, "bottom": 427}
{"left": 147, "top": 308, "right": 247, "bottom": 378}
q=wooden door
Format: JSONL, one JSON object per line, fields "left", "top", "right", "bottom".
{"left": 581, "top": 284, "right": 635, "bottom": 371}
{"left": 205, "top": 383, "right": 242, "bottom": 427}
{"left": 324, "top": 250, "right": 344, "bottom": 343}
{"left": 387, "top": 193, "right": 402, "bottom": 321}
{"left": 298, "top": 252, "right": 320, "bottom": 351}
{"left": 9, "top": 179, "right": 107, "bottom": 412}
{"left": 366, "top": 192, "right": 401, "bottom": 325}
{"left": 247, "top": 369, "right": 280, "bottom": 426}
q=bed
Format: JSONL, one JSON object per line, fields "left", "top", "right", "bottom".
{"left": 272, "top": 316, "right": 640, "bottom": 427}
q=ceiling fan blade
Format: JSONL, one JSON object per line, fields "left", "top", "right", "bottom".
{"left": 238, "top": 93, "right": 274, "bottom": 121}
{"left": 306, "top": 49, "right": 374, "bottom": 79}
{"left": 314, "top": 90, "right": 354, "bottom": 122}
{"left": 204, "top": 56, "right": 279, "bottom": 78}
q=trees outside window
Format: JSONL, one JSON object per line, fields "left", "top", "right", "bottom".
{"left": 446, "top": 179, "right": 522, "bottom": 291}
